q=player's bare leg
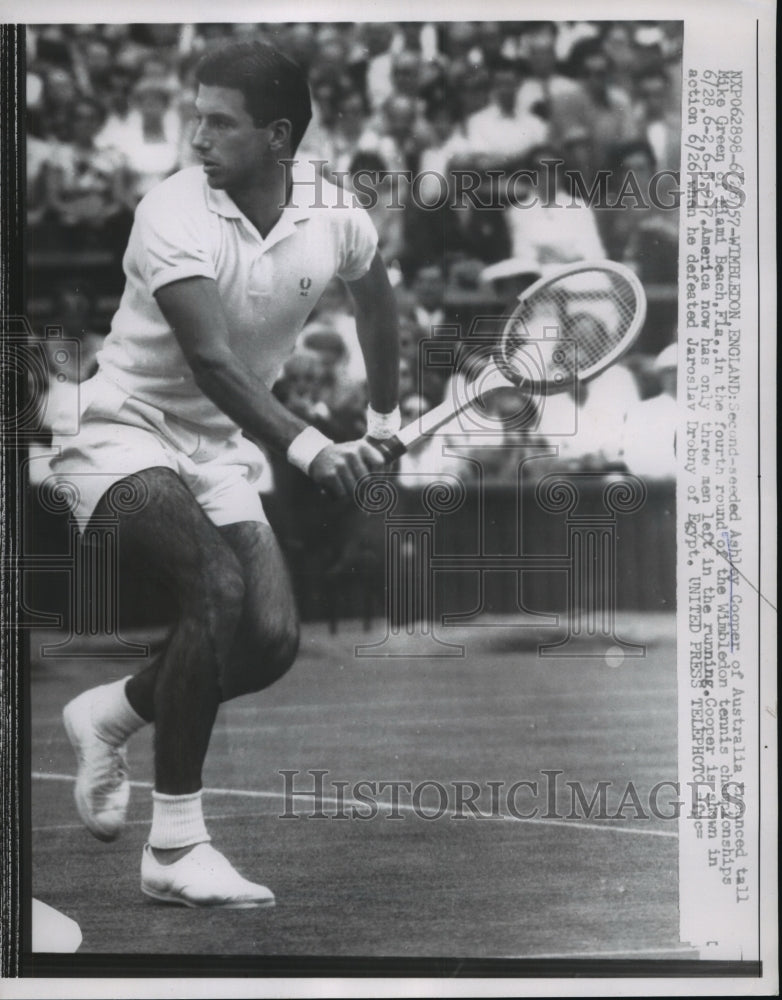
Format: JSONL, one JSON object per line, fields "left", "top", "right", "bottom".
{"left": 216, "top": 520, "right": 300, "bottom": 701}
{"left": 64, "top": 466, "right": 292, "bottom": 906}
{"left": 125, "top": 520, "right": 299, "bottom": 712}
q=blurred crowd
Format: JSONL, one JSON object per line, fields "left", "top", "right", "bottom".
{"left": 28, "top": 20, "right": 682, "bottom": 487}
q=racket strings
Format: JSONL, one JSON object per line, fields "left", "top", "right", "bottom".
{"left": 502, "top": 269, "right": 641, "bottom": 384}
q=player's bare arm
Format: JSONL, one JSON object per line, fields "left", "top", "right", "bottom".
{"left": 344, "top": 250, "right": 401, "bottom": 417}
{"left": 155, "top": 275, "right": 385, "bottom": 499}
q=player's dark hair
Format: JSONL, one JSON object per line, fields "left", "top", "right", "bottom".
{"left": 195, "top": 40, "right": 312, "bottom": 153}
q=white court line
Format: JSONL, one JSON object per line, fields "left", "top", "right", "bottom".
{"left": 32, "top": 811, "right": 267, "bottom": 833}
{"left": 31, "top": 771, "right": 677, "bottom": 839}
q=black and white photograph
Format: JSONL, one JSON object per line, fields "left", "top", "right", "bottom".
{"left": 0, "top": 2, "right": 776, "bottom": 995}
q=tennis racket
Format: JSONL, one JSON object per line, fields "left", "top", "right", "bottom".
{"left": 373, "top": 260, "right": 647, "bottom": 462}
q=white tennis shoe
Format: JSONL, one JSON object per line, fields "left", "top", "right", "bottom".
{"left": 63, "top": 688, "right": 131, "bottom": 842}
{"left": 141, "top": 843, "right": 276, "bottom": 908}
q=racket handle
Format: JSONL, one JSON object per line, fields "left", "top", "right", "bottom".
{"left": 367, "top": 435, "right": 407, "bottom": 464}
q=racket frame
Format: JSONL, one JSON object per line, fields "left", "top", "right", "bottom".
{"left": 379, "top": 260, "right": 647, "bottom": 461}
{"left": 499, "top": 259, "right": 647, "bottom": 388}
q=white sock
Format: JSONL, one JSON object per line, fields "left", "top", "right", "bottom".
{"left": 148, "top": 790, "right": 211, "bottom": 850}
{"left": 91, "top": 676, "right": 147, "bottom": 747}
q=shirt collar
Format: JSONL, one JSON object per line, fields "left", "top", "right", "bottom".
{"left": 204, "top": 161, "right": 318, "bottom": 224}
{"left": 205, "top": 185, "right": 243, "bottom": 219}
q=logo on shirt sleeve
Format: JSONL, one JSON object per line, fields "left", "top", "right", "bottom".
{"left": 299, "top": 277, "right": 312, "bottom": 297}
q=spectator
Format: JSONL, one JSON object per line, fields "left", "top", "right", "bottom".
{"left": 505, "top": 143, "right": 605, "bottom": 267}
{"left": 328, "top": 88, "right": 375, "bottom": 178}
{"left": 459, "top": 62, "right": 491, "bottom": 118}
{"left": 42, "top": 64, "right": 79, "bottom": 116}
{"left": 602, "top": 140, "right": 679, "bottom": 283}
{"left": 621, "top": 342, "right": 677, "bottom": 478}
{"left": 444, "top": 169, "right": 513, "bottom": 267}
{"left": 470, "top": 386, "right": 542, "bottom": 483}
{"left": 390, "top": 50, "right": 423, "bottom": 104}
{"left": 40, "top": 66, "right": 79, "bottom": 143}
{"left": 309, "top": 277, "right": 364, "bottom": 383}
{"left": 548, "top": 37, "right": 639, "bottom": 183}
{"left": 41, "top": 97, "right": 133, "bottom": 253}
{"left": 631, "top": 24, "right": 669, "bottom": 80}
{"left": 411, "top": 264, "right": 446, "bottom": 331}
{"left": 534, "top": 313, "right": 640, "bottom": 470}
{"left": 26, "top": 111, "right": 52, "bottom": 228}
{"left": 559, "top": 122, "right": 594, "bottom": 182}
{"left": 347, "top": 150, "right": 405, "bottom": 270}
{"left": 377, "top": 93, "right": 427, "bottom": 173}
{"left": 310, "top": 29, "right": 350, "bottom": 84}
{"left": 140, "top": 22, "right": 183, "bottom": 52}
{"left": 361, "top": 22, "right": 396, "bottom": 112}
{"left": 474, "top": 22, "right": 506, "bottom": 70}
{"left": 280, "top": 23, "right": 319, "bottom": 74}
{"left": 273, "top": 350, "right": 332, "bottom": 428}
{"left": 299, "top": 322, "right": 365, "bottom": 431}
{"left": 396, "top": 315, "right": 425, "bottom": 364}
{"left": 136, "top": 49, "right": 180, "bottom": 95}
{"left": 297, "top": 75, "right": 342, "bottom": 168}
{"left": 463, "top": 58, "right": 548, "bottom": 169}
{"left": 633, "top": 69, "right": 681, "bottom": 173}
{"left": 400, "top": 100, "right": 468, "bottom": 276}
{"left": 28, "top": 24, "right": 72, "bottom": 69}
{"left": 442, "top": 22, "right": 480, "bottom": 63}
{"left": 95, "top": 66, "right": 138, "bottom": 147}
{"left": 397, "top": 355, "right": 418, "bottom": 404}
{"left": 345, "top": 96, "right": 427, "bottom": 269}
{"left": 299, "top": 324, "right": 348, "bottom": 380}
{"left": 601, "top": 22, "right": 638, "bottom": 98}
{"left": 394, "top": 22, "right": 424, "bottom": 56}
{"left": 658, "top": 23, "right": 684, "bottom": 114}
{"left": 104, "top": 80, "right": 181, "bottom": 202}
{"left": 397, "top": 317, "right": 447, "bottom": 405}
{"left": 71, "top": 34, "right": 114, "bottom": 95}
{"left": 328, "top": 380, "right": 370, "bottom": 444}
{"left": 516, "top": 22, "right": 581, "bottom": 119}
{"left": 417, "top": 99, "right": 468, "bottom": 189}
{"left": 173, "top": 49, "right": 207, "bottom": 169}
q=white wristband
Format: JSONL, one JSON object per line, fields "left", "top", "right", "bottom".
{"left": 286, "top": 426, "right": 333, "bottom": 475}
{"left": 366, "top": 404, "right": 401, "bottom": 440}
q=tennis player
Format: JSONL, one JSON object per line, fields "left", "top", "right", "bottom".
{"left": 51, "top": 40, "right": 400, "bottom": 908}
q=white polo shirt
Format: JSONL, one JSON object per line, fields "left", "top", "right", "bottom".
{"left": 98, "top": 164, "right": 378, "bottom": 432}
{"left": 464, "top": 104, "right": 548, "bottom": 164}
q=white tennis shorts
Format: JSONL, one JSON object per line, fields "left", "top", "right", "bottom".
{"left": 48, "top": 371, "right": 269, "bottom": 530}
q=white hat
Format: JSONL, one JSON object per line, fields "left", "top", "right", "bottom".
{"left": 655, "top": 343, "right": 677, "bottom": 371}
{"left": 480, "top": 257, "right": 541, "bottom": 285}
{"left": 635, "top": 26, "right": 665, "bottom": 47}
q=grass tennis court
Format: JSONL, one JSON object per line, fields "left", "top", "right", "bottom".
{"left": 30, "top": 613, "right": 696, "bottom": 960}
